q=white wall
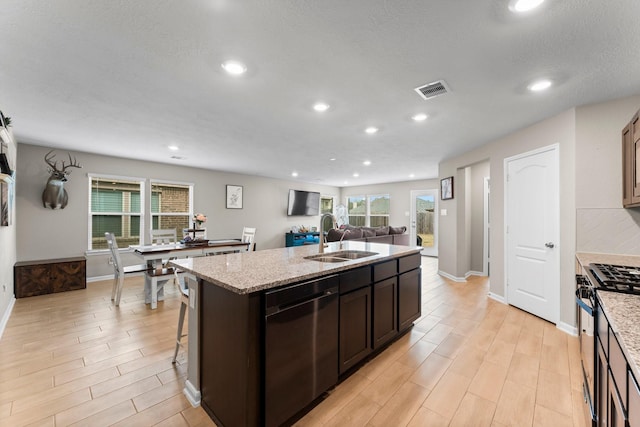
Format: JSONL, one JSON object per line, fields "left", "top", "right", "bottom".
{"left": 469, "top": 161, "right": 489, "bottom": 273}
{"left": 575, "top": 95, "right": 640, "bottom": 254}
{"left": 439, "top": 108, "right": 577, "bottom": 327}
{"left": 15, "top": 143, "right": 340, "bottom": 278}
{"left": 0, "top": 125, "right": 17, "bottom": 336}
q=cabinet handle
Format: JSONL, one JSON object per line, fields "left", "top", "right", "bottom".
{"left": 545, "top": 242, "right": 555, "bottom": 248}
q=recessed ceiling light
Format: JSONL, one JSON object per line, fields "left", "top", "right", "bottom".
{"left": 509, "top": 0, "right": 544, "bottom": 12}
{"left": 291, "top": 171, "right": 298, "bottom": 177}
{"left": 313, "top": 102, "right": 330, "bottom": 112}
{"left": 365, "top": 127, "right": 378, "bottom": 134}
{"left": 409, "top": 173, "right": 415, "bottom": 178}
{"left": 528, "top": 79, "right": 552, "bottom": 92}
{"left": 168, "top": 145, "right": 179, "bottom": 151}
{"left": 363, "top": 160, "right": 371, "bottom": 166}
{"left": 412, "top": 113, "right": 428, "bottom": 122}
{"left": 353, "top": 173, "right": 359, "bottom": 178}
{"left": 221, "top": 60, "right": 247, "bottom": 75}
{"left": 329, "top": 158, "right": 336, "bottom": 161}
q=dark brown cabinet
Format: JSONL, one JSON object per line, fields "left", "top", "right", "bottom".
{"left": 14, "top": 257, "right": 86, "bottom": 298}
{"left": 629, "top": 371, "right": 640, "bottom": 427}
{"left": 339, "top": 286, "right": 371, "bottom": 374}
{"left": 622, "top": 110, "right": 640, "bottom": 207}
{"left": 372, "top": 277, "right": 397, "bottom": 349}
{"left": 399, "top": 268, "right": 421, "bottom": 331}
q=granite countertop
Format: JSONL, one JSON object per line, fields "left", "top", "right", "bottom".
{"left": 575, "top": 252, "right": 640, "bottom": 270}
{"left": 170, "top": 241, "right": 422, "bottom": 295}
{"left": 597, "top": 291, "right": 640, "bottom": 381}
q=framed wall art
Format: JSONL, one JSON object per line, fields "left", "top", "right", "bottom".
{"left": 226, "top": 185, "right": 243, "bottom": 209}
{"left": 440, "top": 176, "right": 454, "bottom": 200}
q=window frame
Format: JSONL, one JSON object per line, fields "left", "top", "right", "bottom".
{"left": 149, "top": 178, "right": 194, "bottom": 238}
{"left": 345, "top": 193, "right": 390, "bottom": 227}
{"left": 88, "top": 173, "right": 146, "bottom": 251}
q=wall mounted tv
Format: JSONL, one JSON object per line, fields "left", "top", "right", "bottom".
{"left": 287, "top": 189, "right": 320, "bottom": 216}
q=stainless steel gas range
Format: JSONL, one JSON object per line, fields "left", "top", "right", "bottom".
{"left": 576, "top": 263, "right": 640, "bottom": 426}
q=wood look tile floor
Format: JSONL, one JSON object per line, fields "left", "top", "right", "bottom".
{"left": 0, "top": 257, "right": 586, "bottom": 426}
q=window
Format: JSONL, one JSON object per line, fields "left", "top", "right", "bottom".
{"left": 89, "top": 176, "right": 144, "bottom": 250}
{"left": 347, "top": 195, "right": 366, "bottom": 226}
{"left": 369, "top": 194, "right": 390, "bottom": 227}
{"left": 320, "top": 196, "right": 334, "bottom": 231}
{"left": 346, "top": 194, "right": 390, "bottom": 227}
{"left": 151, "top": 181, "right": 193, "bottom": 239}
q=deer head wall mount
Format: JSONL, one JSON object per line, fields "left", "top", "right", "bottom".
{"left": 42, "top": 150, "right": 81, "bottom": 209}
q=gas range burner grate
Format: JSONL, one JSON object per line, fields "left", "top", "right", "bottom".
{"left": 590, "top": 263, "right": 640, "bottom": 293}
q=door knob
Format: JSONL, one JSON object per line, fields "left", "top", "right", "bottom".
{"left": 545, "top": 242, "right": 555, "bottom": 248}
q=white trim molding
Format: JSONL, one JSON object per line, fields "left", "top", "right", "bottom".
{"left": 488, "top": 292, "right": 506, "bottom": 304}
{"left": 438, "top": 270, "right": 466, "bottom": 282}
{"left": 183, "top": 379, "right": 201, "bottom": 407}
{"left": 0, "top": 296, "right": 16, "bottom": 340}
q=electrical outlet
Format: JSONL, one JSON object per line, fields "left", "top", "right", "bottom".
{"left": 108, "top": 256, "right": 114, "bottom": 265}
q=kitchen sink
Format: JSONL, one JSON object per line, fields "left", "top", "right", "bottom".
{"left": 305, "top": 250, "right": 378, "bottom": 262}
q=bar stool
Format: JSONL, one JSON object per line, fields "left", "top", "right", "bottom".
{"left": 172, "top": 274, "right": 192, "bottom": 363}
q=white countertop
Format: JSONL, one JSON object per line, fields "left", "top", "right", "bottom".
{"left": 170, "top": 241, "right": 422, "bottom": 295}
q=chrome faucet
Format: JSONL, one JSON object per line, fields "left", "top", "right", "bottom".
{"left": 319, "top": 213, "right": 336, "bottom": 253}
{"left": 339, "top": 229, "right": 351, "bottom": 249}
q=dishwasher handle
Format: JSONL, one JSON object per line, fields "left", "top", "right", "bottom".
{"left": 266, "top": 287, "right": 337, "bottom": 316}
{"left": 265, "top": 275, "right": 339, "bottom": 316}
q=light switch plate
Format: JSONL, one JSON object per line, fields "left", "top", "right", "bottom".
{"left": 441, "top": 209, "right": 447, "bottom": 216}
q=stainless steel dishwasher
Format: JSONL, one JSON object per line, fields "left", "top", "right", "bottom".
{"left": 264, "top": 275, "right": 339, "bottom": 427}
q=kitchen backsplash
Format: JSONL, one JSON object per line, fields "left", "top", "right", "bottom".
{"left": 577, "top": 208, "right": 640, "bottom": 255}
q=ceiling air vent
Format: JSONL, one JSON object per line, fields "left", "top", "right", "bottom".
{"left": 414, "top": 80, "right": 450, "bottom": 100}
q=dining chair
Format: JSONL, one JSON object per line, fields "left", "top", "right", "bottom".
{"left": 241, "top": 227, "right": 256, "bottom": 251}
{"left": 151, "top": 228, "right": 178, "bottom": 245}
{"left": 172, "top": 273, "right": 193, "bottom": 363}
{"left": 105, "top": 232, "right": 182, "bottom": 309}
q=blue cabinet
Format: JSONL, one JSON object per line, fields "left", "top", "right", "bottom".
{"left": 285, "top": 232, "right": 320, "bottom": 247}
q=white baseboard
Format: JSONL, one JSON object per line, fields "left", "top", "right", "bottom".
{"left": 87, "top": 274, "right": 114, "bottom": 283}
{"left": 183, "top": 379, "right": 201, "bottom": 407}
{"left": 438, "top": 270, "right": 466, "bottom": 282}
{"left": 466, "top": 270, "right": 486, "bottom": 277}
{"left": 0, "top": 296, "right": 16, "bottom": 340}
{"left": 557, "top": 321, "right": 578, "bottom": 337}
{"left": 488, "top": 292, "right": 506, "bottom": 304}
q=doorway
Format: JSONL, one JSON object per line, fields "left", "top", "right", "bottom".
{"left": 410, "top": 190, "right": 438, "bottom": 257}
{"left": 505, "top": 144, "right": 559, "bottom": 324}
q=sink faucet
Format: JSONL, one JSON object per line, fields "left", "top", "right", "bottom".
{"left": 339, "top": 229, "right": 351, "bottom": 249}
{"left": 319, "top": 213, "right": 336, "bottom": 253}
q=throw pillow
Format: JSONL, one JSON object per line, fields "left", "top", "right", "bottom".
{"left": 389, "top": 226, "right": 407, "bottom": 235}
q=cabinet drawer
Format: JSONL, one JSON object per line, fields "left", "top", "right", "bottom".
{"left": 398, "top": 253, "right": 420, "bottom": 274}
{"left": 339, "top": 266, "right": 371, "bottom": 294}
{"left": 608, "top": 329, "right": 627, "bottom": 404}
{"left": 373, "top": 259, "right": 397, "bottom": 282}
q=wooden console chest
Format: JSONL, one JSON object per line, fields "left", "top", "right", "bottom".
{"left": 14, "top": 257, "right": 86, "bottom": 298}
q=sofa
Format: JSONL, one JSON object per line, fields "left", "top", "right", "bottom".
{"left": 326, "top": 225, "right": 409, "bottom": 246}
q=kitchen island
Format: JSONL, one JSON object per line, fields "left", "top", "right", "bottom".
{"left": 171, "top": 241, "right": 422, "bottom": 427}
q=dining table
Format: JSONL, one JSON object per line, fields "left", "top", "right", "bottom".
{"left": 131, "top": 239, "right": 250, "bottom": 307}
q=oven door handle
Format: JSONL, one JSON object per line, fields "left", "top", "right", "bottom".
{"left": 575, "top": 288, "right": 593, "bottom": 317}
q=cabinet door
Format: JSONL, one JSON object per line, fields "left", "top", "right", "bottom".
{"left": 608, "top": 370, "right": 626, "bottom": 427}
{"left": 339, "top": 286, "right": 372, "bottom": 374}
{"left": 597, "top": 343, "right": 608, "bottom": 427}
{"left": 51, "top": 260, "right": 86, "bottom": 293}
{"left": 398, "top": 268, "right": 421, "bottom": 331}
{"left": 633, "top": 135, "right": 640, "bottom": 204}
{"left": 15, "top": 264, "right": 51, "bottom": 298}
{"left": 372, "top": 277, "right": 397, "bottom": 349}
{"left": 629, "top": 371, "right": 640, "bottom": 427}
{"left": 623, "top": 124, "right": 633, "bottom": 206}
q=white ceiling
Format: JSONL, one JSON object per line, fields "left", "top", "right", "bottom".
{"left": 2, "top": 0, "right": 640, "bottom": 187}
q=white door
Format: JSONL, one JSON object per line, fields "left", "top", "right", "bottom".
{"left": 505, "top": 145, "right": 559, "bottom": 323}
{"left": 410, "top": 190, "right": 438, "bottom": 257}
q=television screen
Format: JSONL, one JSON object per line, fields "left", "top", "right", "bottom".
{"left": 287, "top": 189, "right": 320, "bottom": 216}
